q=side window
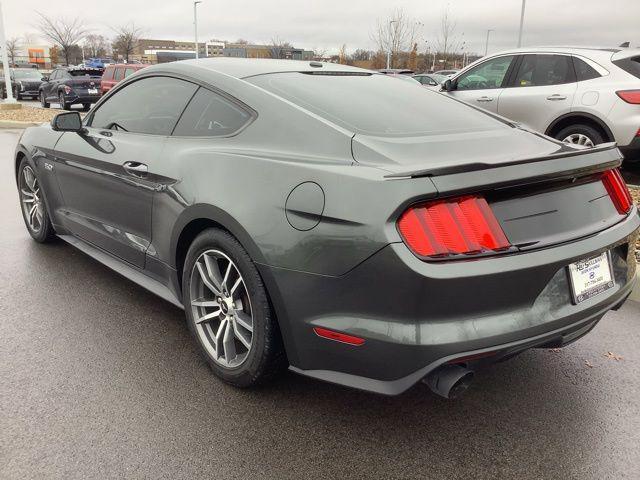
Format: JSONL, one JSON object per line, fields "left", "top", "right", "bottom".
{"left": 114, "top": 68, "right": 125, "bottom": 81}
{"left": 573, "top": 57, "right": 601, "bottom": 81}
{"left": 102, "top": 67, "right": 115, "bottom": 81}
{"left": 50, "top": 70, "right": 59, "bottom": 80}
{"left": 456, "top": 55, "right": 515, "bottom": 90}
{"left": 513, "top": 54, "right": 575, "bottom": 87}
{"left": 173, "top": 87, "right": 253, "bottom": 137}
{"left": 90, "top": 76, "right": 198, "bottom": 135}
{"left": 124, "top": 68, "right": 136, "bottom": 78}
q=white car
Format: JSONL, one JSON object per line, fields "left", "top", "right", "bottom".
{"left": 441, "top": 47, "right": 640, "bottom": 162}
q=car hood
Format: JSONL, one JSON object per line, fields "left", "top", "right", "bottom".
{"left": 351, "top": 126, "right": 572, "bottom": 176}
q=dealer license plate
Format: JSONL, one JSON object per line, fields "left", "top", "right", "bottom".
{"left": 568, "top": 251, "right": 615, "bottom": 304}
{"left": 88, "top": 88, "right": 98, "bottom": 94}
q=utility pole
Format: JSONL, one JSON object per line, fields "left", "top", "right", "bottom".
{"left": 386, "top": 20, "right": 397, "bottom": 69}
{"left": 194, "top": 1, "right": 202, "bottom": 59}
{"left": 0, "top": 1, "right": 15, "bottom": 103}
{"left": 517, "top": 0, "right": 526, "bottom": 48}
{"left": 484, "top": 29, "right": 493, "bottom": 56}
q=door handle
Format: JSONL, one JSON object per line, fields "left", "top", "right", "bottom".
{"left": 546, "top": 94, "right": 567, "bottom": 101}
{"left": 123, "top": 161, "right": 148, "bottom": 175}
{"left": 476, "top": 96, "right": 494, "bottom": 102}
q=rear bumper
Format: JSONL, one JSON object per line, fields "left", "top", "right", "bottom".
{"left": 63, "top": 92, "right": 101, "bottom": 105}
{"left": 260, "top": 209, "right": 640, "bottom": 395}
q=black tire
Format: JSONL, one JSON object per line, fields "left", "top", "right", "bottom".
{"left": 59, "top": 93, "right": 71, "bottom": 110}
{"left": 555, "top": 124, "right": 604, "bottom": 147}
{"left": 40, "top": 91, "right": 50, "bottom": 108}
{"left": 13, "top": 86, "right": 21, "bottom": 100}
{"left": 82, "top": 103, "right": 91, "bottom": 111}
{"left": 17, "top": 157, "right": 56, "bottom": 243}
{"left": 182, "top": 228, "right": 286, "bottom": 387}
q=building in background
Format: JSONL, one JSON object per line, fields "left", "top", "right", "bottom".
{"left": 11, "top": 45, "right": 53, "bottom": 69}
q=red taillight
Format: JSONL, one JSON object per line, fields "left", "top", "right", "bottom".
{"left": 616, "top": 90, "right": 640, "bottom": 104}
{"left": 397, "top": 196, "right": 511, "bottom": 259}
{"left": 313, "top": 327, "right": 365, "bottom": 346}
{"left": 602, "top": 168, "right": 633, "bottom": 214}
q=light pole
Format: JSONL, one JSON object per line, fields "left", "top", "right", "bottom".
{"left": 0, "top": 1, "right": 15, "bottom": 103}
{"left": 517, "top": 0, "right": 526, "bottom": 48}
{"left": 386, "top": 20, "right": 397, "bottom": 69}
{"left": 484, "top": 29, "right": 493, "bottom": 56}
{"left": 194, "top": 1, "right": 202, "bottom": 59}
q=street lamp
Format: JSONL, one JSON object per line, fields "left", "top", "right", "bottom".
{"left": 484, "top": 29, "right": 494, "bottom": 56}
{"left": 386, "top": 20, "right": 397, "bottom": 69}
{"left": 0, "top": 1, "right": 15, "bottom": 103}
{"left": 194, "top": 1, "right": 202, "bottom": 59}
{"left": 517, "top": 0, "right": 526, "bottom": 48}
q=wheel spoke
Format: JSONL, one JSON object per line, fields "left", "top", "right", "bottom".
{"left": 233, "top": 320, "right": 252, "bottom": 349}
{"left": 21, "top": 189, "right": 34, "bottom": 198}
{"left": 235, "top": 311, "right": 253, "bottom": 332}
{"left": 195, "top": 308, "right": 222, "bottom": 324}
{"left": 23, "top": 168, "right": 37, "bottom": 191}
{"left": 22, "top": 197, "right": 35, "bottom": 204}
{"left": 203, "top": 254, "right": 224, "bottom": 291}
{"left": 221, "top": 261, "right": 232, "bottom": 291}
{"left": 191, "top": 299, "right": 219, "bottom": 308}
{"left": 28, "top": 204, "right": 37, "bottom": 226}
{"left": 214, "top": 318, "right": 228, "bottom": 359}
{"left": 230, "top": 276, "right": 243, "bottom": 297}
{"left": 222, "top": 319, "right": 236, "bottom": 361}
{"left": 196, "top": 261, "right": 221, "bottom": 296}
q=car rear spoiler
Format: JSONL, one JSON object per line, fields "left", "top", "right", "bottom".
{"left": 384, "top": 142, "right": 620, "bottom": 179}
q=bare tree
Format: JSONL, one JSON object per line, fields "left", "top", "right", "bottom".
{"left": 112, "top": 23, "right": 142, "bottom": 63}
{"left": 84, "top": 34, "right": 109, "bottom": 58}
{"left": 269, "top": 36, "right": 292, "bottom": 59}
{"left": 434, "top": 7, "right": 464, "bottom": 69}
{"left": 350, "top": 49, "right": 373, "bottom": 62}
{"left": 6, "top": 37, "right": 20, "bottom": 66}
{"left": 370, "top": 8, "right": 419, "bottom": 68}
{"left": 234, "top": 38, "right": 250, "bottom": 45}
{"left": 36, "top": 12, "right": 87, "bottom": 66}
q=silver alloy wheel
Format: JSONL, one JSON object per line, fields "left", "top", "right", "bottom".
{"left": 189, "top": 249, "right": 254, "bottom": 368}
{"left": 562, "top": 133, "right": 595, "bottom": 148}
{"left": 19, "top": 166, "right": 44, "bottom": 233}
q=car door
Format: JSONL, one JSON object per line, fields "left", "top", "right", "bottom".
{"left": 51, "top": 75, "right": 198, "bottom": 268}
{"left": 497, "top": 54, "right": 578, "bottom": 133}
{"left": 45, "top": 69, "right": 59, "bottom": 100}
{"left": 447, "top": 55, "right": 517, "bottom": 113}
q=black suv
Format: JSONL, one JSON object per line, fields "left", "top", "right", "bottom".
{"left": 1, "top": 68, "right": 45, "bottom": 100}
{"left": 39, "top": 66, "right": 103, "bottom": 110}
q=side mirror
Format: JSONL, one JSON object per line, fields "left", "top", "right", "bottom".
{"left": 442, "top": 79, "right": 454, "bottom": 91}
{"left": 41, "top": 76, "right": 48, "bottom": 82}
{"left": 51, "top": 112, "right": 84, "bottom": 133}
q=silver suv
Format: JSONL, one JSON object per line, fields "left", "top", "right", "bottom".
{"left": 442, "top": 47, "right": 640, "bottom": 162}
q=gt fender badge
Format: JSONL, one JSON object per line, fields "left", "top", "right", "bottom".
{"left": 44, "top": 162, "right": 54, "bottom": 171}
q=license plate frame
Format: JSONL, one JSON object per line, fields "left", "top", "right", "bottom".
{"left": 567, "top": 251, "right": 615, "bottom": 304}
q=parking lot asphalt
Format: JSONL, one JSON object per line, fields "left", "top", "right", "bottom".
{"left": 1, "top": 128, "right": 639, "bottom": 480}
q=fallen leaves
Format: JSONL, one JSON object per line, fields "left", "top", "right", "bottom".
{"left": 604, "top": 351, "right": 623, "bottom": 361}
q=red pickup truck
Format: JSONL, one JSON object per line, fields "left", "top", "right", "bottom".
{"left": 100, "top": 64, "right": 147, "bottom": 95}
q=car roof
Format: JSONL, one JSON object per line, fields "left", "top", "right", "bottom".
{"left": 107, "top": 64, "right": 146, "bottom": 68}
{"left": 484, "top": 46, "right": 640, "bottom": 63}
{"left": 144, "top": 58, "right": 370, "bottom": 79}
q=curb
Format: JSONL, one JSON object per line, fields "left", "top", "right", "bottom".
{"left": 0, "top": 120, "right": 43, "bottom": 129}
{"left": 630, "top": 270, "right": 640, "bottom": 303}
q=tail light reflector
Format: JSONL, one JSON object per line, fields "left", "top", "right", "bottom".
{"left": 313, "top": 327, "right": 365, "bottom": 346}
{"left": 616, "top": 90, "right": 640, "bottom": 104}
{"left": 602, "top": 168, "right": 633, "bottom": 214}
{"left": 397, "top": 196, "right": 511, "bottom": 259}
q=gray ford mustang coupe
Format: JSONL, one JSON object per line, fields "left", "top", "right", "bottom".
{"left": 15, "top": 59, "right": 639, "bottom": 398}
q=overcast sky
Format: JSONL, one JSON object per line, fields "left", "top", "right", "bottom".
{"left": 2, "top": 0, "right": 638, "bottom": 55}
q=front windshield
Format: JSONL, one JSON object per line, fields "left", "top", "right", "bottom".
{"left": 12, "top": 70, "right": 43, "bottom": 80}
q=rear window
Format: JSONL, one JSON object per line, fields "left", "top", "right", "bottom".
{"left": 69, "top": 69, "right": 103, "bottom": 77}
{"left": 114, "top": 68, "right": 125, "bottom": 81}
{"left": 247, "top": 72, "right": 506, "bottom": 136}
{"left": 573, "top": 57, "right": 601, "bottom": 81}
{"left": 613, "top": 56, "right": 640, "bottom": 79}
